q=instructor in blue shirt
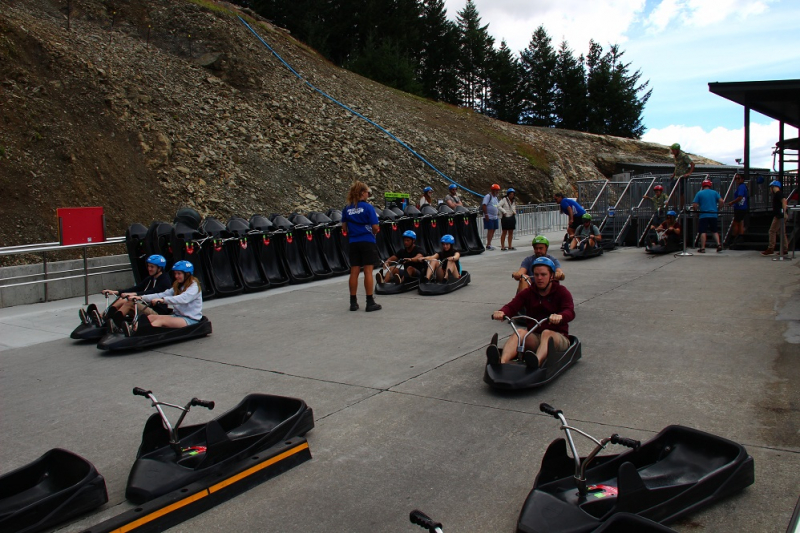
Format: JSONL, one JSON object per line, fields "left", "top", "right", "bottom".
{"left": 692, "top": 179, "right": 724, "bottom": 253}
{"left": 554, "top": 192, "right": 586, "bottom": 238}
{"left": 342, "top": 181, "right": 382, "bottom": 312}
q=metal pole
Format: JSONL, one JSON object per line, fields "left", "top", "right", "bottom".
{"left": 675, "top": 209, "right": 693, "bottom": 257}
{"left": 83, "top": 246, "right": 89, "bottom": 305}
{"left": 42, "top": 252, "right": 48, "bottom": 302}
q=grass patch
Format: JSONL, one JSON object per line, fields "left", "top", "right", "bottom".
{"left": 482, "top": 128, "right": 550, "bottom": 172}
{"left": 187, "top": 0, "right": 236, "bottom": 17}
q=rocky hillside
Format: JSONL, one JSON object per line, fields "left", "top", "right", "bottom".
{"left": 0, "top": 0, "right": 717, "bottom": 246}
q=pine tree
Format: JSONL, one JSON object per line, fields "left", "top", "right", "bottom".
{"left": 553, "top": 41, "right": 587, "bottom": 131}
{"left": 418, "top": 0, "right": 461, "bottom": 104}
{"left": 456, "top": 0, "right": 494, "bottom": 111}
{"left": 519, "top": 25, "right": 557, "bottom": 126}
{"left": 486, "top": 40, "right": 523, "bottom": 123}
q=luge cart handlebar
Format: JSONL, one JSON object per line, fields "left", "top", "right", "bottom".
{"left": 132, "top": 387, "right": 215, "bottom": 457}
{"left": 539, "top": 403, "right": 640, "bottom": 496}
{"left": 409, "top": 510, "right": 443, "bottom": 533}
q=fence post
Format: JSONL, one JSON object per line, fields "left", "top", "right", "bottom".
{"left": 83, "top": 246, "right": 89, "bottom": 305}
{"left": 42, "top": 252, "right": 48, "bottom": 302}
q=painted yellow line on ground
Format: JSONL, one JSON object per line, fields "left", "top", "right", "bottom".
{"left": 209, "top": 442, "right": 310, "bottom": 493}
{"left": 111, "top": 490, "right": 208, "bottom": 533}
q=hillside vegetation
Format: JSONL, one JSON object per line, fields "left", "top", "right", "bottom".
{"left": 0, "top": 0, "right": 716, "bottom": 246}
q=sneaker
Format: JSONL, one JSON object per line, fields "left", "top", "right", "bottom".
{"left": 123, "top": 322, "right": 134, "bottom": 337}
{"left": 761, "top": 248, "right": 774, "bottom": 256}
{"left": 501, "top": 247, "right": 508, "bottom": 251}
{"left": 376, "top": 272, "right": 385, "bottom": 284}
{"left": 697, "top": 248, "right": 705, "bottom": 253}
{"left": 486, "top": 245, "right": 495, "bottom": 250}
{"left": 509, "top": 247, "right": 517, "bottom": 251}
{"left": 365, "top": 301, "right": 382, "bottom": 312}
{"left": 486, "top": 344, "right": 500, "bottom": 365}
{"left": 716, "top": 245, "right": 723, "bottom": 253}
{"left": 90, "top": 309, "right": 103, "bottom": 327}
{"left": 350, "top": 301, "right": 359, "bottom": 311}
{"left": 79, "top": 308, "right": 90, "bottom": 325}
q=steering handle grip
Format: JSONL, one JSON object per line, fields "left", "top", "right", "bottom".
{"left": 540, "top": 403, "right": 562, "bottom": 418}
{"left": 409, "top": 510, "right": 442, "bottom": 531}
{"left": 191, "top": 398, "right": 215, "bottom": 410}
{"left": 610, "top": 434, "right": 640, "bottom": 450}
{"left": 132, "top": 387, "right": 151, "bottom": 397}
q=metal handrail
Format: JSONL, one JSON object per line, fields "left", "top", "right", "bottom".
{"left": 0, "top": 236, "right": 125, "bottom": 257}
{"left": 0, "top": 236, "right": 130, "bottom": 305}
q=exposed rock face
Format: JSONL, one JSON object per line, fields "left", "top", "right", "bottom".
{"left": 0, "top": 0, "right": 718, "bottom": 245}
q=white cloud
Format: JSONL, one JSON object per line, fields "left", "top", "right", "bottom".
{"left": 642, "top": 121, "right": 797, "bottom": 170}
{"left": 445, "top": 0, "right": 646, "bottom": 55}
{"left": 645, "top": 0, "right": 774, "bottom": 32}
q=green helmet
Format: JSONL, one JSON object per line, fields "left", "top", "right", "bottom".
{"left": 670, "top": 143, "right": 680, "bottom": 150}
{"left": 581, "top": 213, "right": 592, "bottom": 221}
{"left": 532, "top": 235, "right": 549, "bottom": 247}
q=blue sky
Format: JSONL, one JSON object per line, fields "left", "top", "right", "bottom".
{"left": 444, "top": 0, "right": 800, "bottom": 169}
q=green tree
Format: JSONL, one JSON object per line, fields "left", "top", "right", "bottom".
{"left": 418, "top": 0, "right": 461, "bottom": 104}
{"left": 585, "top": 41, "right": 650, "bottom": 138}
{"left": 553, "top": 40, "right": 587, "bottom": 131}
{"left": 519, "top": 25, "right": 557, "bottom": 126}
{"left": 486, "top": 40, "right": 523, "bottom": 123}
{"left": 456, "top": 0, "right": 494, "bottom": 111}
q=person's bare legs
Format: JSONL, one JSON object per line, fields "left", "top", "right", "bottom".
{"left": 363, "top": 265, "right": 375, "bottom": 294}
{"left": 486, "top": 229, "right": 496, "bottom": 248}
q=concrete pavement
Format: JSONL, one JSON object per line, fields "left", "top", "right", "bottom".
{"left": 1, "top": 232, "right": 798, "bottom": 532}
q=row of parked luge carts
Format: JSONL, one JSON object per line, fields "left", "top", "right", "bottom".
{"left": 125, "top": 205, "right": 485, "bottom": 300}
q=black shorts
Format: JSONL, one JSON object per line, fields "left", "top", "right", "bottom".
{"left": 501, "top": 215, "right": 516, "bottom": 230}
{"left": 349, "top": 241, "right": 380, "bottom": 267}
{"left": 733, "top": 209, "right": 748, "bottom": 222}
{"left": 698, "top": 217, "right": 718, "bottom": 234}
{"left": 569, "top": 218, "right": 583, "bottom": 230}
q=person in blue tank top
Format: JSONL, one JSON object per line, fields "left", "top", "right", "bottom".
{"left": 725, "top": 173, "right": 749, "bottom": 248}
{"left": 554, "top": 193, "right": 586, "bottom": 238}
{"left": 691, "top": 179, "right": 723, "bottom": 253}
{"left": 342, "top": 181, "right": 382, "bottom": 312}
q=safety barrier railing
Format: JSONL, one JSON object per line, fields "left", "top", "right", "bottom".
{"left": 478, "top": 203, "right": 567, "bottom": 244}
{"left": 0, "top": 237, "right": 130, "bottom": 305}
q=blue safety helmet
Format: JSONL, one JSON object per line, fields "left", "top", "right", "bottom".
{"left": 441, "top": 234, "right": 455, "bottom": 244}
{"left": 770, "top": 180, "right": 782, "bottom": 188}
{"left": 402, "top": 230, "right": 417, "bottom": 240}
{"left": 666, "top": 210, "right": 677, "bottom": 217}
{"left": 423, "top": 186, "right": 433, "bottom": 193}
{"left": 146, "top": 254, "right": 167, "bottom": 269}
{"left": 448, "top": 183, "right": 457, "bottom": 190}
{"left": 507, "top": 188, "right": 515, "bottom": 194}
{"left": 171, "top": 260, "right": 194, "bottom": 275}
{"left": 532, "top": 256, "right": 555, "bottom": 273}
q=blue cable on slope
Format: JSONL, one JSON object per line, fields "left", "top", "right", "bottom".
{"left": 237, "top": 16, "right": 483, "bottom": 199}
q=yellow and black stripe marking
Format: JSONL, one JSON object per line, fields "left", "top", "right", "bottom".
{"left": 84, "top": 438, "right": 311, "bottom": 533}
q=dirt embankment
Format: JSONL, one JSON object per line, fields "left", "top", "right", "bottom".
{"left": 0, "top": 0, "right": 718, "bottom": 247}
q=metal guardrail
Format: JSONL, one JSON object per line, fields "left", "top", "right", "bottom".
{"left": 477, "top": 203, "right": 568, "bottom": 244}
{"left": 0, "top": 237, "right": 129, "bottom": 305}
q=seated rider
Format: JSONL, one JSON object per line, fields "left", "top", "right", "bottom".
{"left": 570, "top": 213, "right": 601, "bottom": 250}
{"left": 80, "top": 254, "right": 171, "bottom": 327}
{"left": 382, "top": 230, "right": 424, "bottom": 283}
{"left": 130, "top": 260, "right": 203, "bottom": 334}
{"left": 650, "top": 210, "right": 681, "bottom": 247}
{"left": 513, "top": 235, "right": 565, "bottom": 293}
{"left": 423, "top": 234, "right": 461, "bottom": 282}
{"left": 489, "top": 257, "right": 574, "bottom": 368}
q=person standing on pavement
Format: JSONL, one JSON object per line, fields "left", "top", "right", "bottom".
{"left": 419, "top": 186, "right": 433, "bottom": 208}
{"left": 482, "top": 184, "right": 501, "bottom": 250}
{"left": 691, "top": 179, "right": 723, "bottom": 253}
{"left": 762, "top": 180, "right": 788, "bottom": 256}
{"left": 342, "top": 181, "right": 382, "bottom": 312}
{"left": 726, "top": 173, "right": 749, "bottom": 248}
{"left": 670, "top": 143, "right": 695, "bottom": 208}
{"left": 444, "top": 184, "right": 463, "bottom": 209}
{"left": 498, "top": 188, "right": 518, "bottom": 251}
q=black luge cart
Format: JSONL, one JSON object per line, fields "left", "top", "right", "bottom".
{"left": 227, "top": 216, "right": 271, "bottom": 292}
